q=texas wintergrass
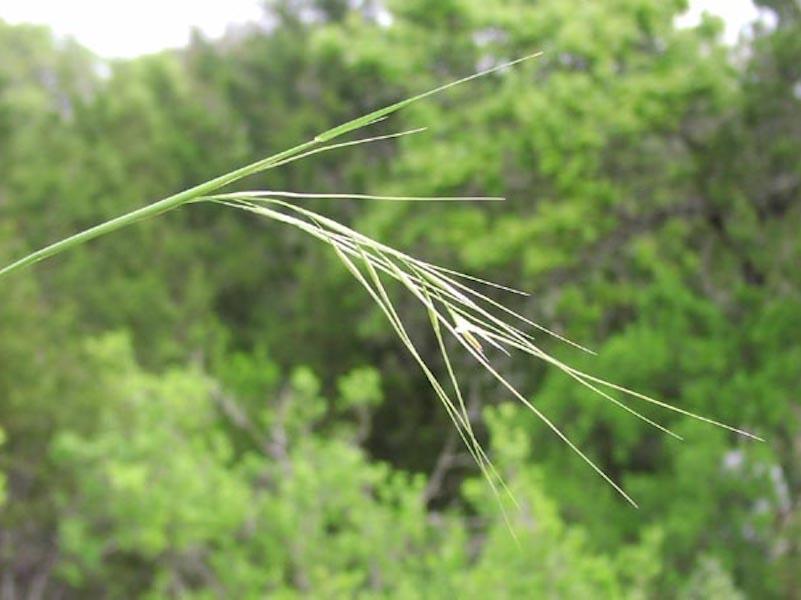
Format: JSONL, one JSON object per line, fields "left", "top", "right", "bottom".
{"left": 0, "top": 53, "right": 762, "bottom": 510}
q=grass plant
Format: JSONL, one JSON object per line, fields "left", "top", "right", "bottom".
{"left": 0, "top": 53, "right": 761, "bottom": 508}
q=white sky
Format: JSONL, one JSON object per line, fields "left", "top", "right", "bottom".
{"left": 0, "top": 0, "right": 768, "bottom": 59}
{"left": 0, "top": 0, "right": 265, "bottom": 57}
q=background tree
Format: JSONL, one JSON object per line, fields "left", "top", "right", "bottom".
{"left": 0, "top": 0, "right": 798, "bottom": 596}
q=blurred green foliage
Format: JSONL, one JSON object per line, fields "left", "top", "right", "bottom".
{"left": 1, "top": 0, "right": 799, "bottom": 597}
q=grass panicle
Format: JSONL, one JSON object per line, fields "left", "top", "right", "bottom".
{"left": 207, "top": 194, "right": 763, "bottom": 508}
{"left": 0, "top": 52, "right": 761, "bottom": 510}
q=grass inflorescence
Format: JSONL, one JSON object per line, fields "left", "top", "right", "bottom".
{"left": 0, "top": 52, "right": 761, "bottom": 510}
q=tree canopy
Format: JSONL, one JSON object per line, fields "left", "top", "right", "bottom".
{"left": 1, "top": 1, "right": 799, "bottom": 597}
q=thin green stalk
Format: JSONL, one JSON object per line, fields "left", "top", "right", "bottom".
{"left": 0, "top": 53, "right": 542, "bottom": 279}
{"left": 0, "top": 138, "right": 317, "bottom": 278}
